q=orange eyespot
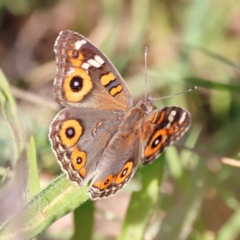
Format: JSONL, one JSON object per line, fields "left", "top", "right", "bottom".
{"left": 70, "top": 76, "right": 83, "bottom": 92}
{"left": 94, "top": 174, "right": 116, "bottom": 190}
{"left": 115, "top": 161, "right": 133, "bottom": 184}
{"left": 71, "top": 147, "right": 86, "bottom": 170}
{"left": 63, "top": 68, "right": 93, "bottom": 102}
{"left": 71, "top": 50, "right": 79, "bottom": 58}
{"left": 67, "top": 51, "right": 84, "bottom": 67}
{"left": 59, "top": 120, "right": 83, "bottom": 147}
{"left": 144, "top": 129, "right": 167, "bottom": 158}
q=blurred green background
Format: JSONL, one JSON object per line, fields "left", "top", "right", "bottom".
{"left": 0, "top": 0, "right": 240, "bottom": 239}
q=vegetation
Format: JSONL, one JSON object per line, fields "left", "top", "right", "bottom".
{"left": 0, "top": 0, "right": 240, "bottom": 239}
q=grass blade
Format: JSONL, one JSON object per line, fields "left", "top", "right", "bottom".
{"left": 27, "top": 136, "right": 40, "bottom": 199}
{"left": 73, "top": 200, "right": 94, "bottom": 240}
{"left": 0, "top": 69, "right": 24, "bottom": 163}
{"left": 118, "top": 155, "right": 165, "bottom": 240}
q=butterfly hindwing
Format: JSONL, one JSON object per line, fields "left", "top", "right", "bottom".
{"left": 140, "top": 106, "right": 191, "bottom": 165}
{"left": 49, "top": 107, "right": 123, "bottom": 186}
{"left": 88, "top": 133, "right": 140, "bottom": 200}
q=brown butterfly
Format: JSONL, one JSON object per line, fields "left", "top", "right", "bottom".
{"left": 49, "top": 30, "right": 191, "bottom": 200}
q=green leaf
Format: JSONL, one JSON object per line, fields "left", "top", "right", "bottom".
{"left": 156, "top": 159, "right": 206, "bottom": 240}
{"left": 118, "top": 155, "right": 165, "bottom": 240}
{"left": 73, "top": 200, "right": 94, "bottom": 240}
{"left": 0, "top": 175, "right": 89, "bottom": 239}
{"left": 0, "top": 69, "right": 24, "bottom": 163}
{"left": 27, "top": 136, "right": 40, "bottom": 199}
{"left": 217, "top": 206, "right": 240, "bottom": 240}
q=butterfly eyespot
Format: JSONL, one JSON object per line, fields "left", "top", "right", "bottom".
{"left": 144, "top": 129, "right": 167, "bottom": 158}
{"left": 115, "top": 161, "right": 133, "bottom": 184}
{"left": 104, "top": 179, "right": 109, "bottom": 185}
{"left": 77, "top": 157, "right": 82, "bottom": 164}
{"left": 121, "top": 169, "right": 128, "bottom": 177}
{"left": 66, "top": 127, "right": 75, "bottom": 138}
{"left": 68, "top": 50, "right": 84, "bottom": 67}
{"left": 59, "top": 120, "right": 83, "bottom": 147}
{"left": 97, "top": 174, "right": 115, "bottom": 190}
{"left": 70, "top": 76, "right": 83, "bottom": 92}
{"left": 152, "top": 135, "right": 162, "bottom": 148}
{"left": 63, "top": 69, "right": 93, "bottom": 102}
{"left": 72, "top": 50, "right": 79, "bottom": 58}
{"left": 71, "top": 148, "right": 86, "bottom": 176}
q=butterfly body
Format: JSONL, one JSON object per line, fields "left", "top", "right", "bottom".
{"left": 49, "top": 30, "right": 191, "bottom": 200}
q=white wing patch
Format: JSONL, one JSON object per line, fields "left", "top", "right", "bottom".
{"left": 87, "top": 55, "right": 105, "bottom": 68}
{"left": 88, "top": 59, "right": 101, "bottom": 68}
{"left": 75, "top": 40, "right": 87, "bottom": 50}
{"left": 95, "top": 55, "right": 104, "bottom": 65}
{"left": 168, "top": 110, "right": 177, "bottom": 123}
{"left": 179, "top": 112, "right": 186, "bottom": 124}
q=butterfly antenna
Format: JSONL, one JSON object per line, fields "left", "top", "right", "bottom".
{"left": 153, "top": 86, "right": 197, "bottom": 101}
{"left": 144, "top": 47, "right": 148, "bottom": 102}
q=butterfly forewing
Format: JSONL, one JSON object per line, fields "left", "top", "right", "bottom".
{"left": 54, "top": 30, "right": 134, "bottom": 111}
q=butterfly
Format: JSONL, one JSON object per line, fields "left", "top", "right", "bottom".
{"left": 49, "top": 30, "right": 191, "bottom": 200}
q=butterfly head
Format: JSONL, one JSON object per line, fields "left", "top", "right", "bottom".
{"left": 137, "top": 96, "right": 155, "bottom": 115}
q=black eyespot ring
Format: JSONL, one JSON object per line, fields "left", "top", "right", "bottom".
{"left": 104, "top": 179, "right": 109, "bottom": 185}
{"left": 72, "top": 50, "right": 79, "bottom": 58}
{"left": 77, "top": 157, "right": 82, "bottom": 164}
{"left": 152, "top": 135, "right": 162, "bottom": 148}
{"left": 121, "top": 168, "right": 128, "bottom": 177}
{"left": 65, "top": 127, "right": 75, "bottom": 139}
{"left": 70, "top": 76, "right": 83, "bottom": 92}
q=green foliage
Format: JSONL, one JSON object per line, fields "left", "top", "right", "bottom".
{"left": 0, "top": 70, "right": 24, "bottom": 163}
{"left": 118, "top": 155, "right": 165, "bottom": 240}
{"left": 27, "top": 136, "right": 40, "bottom": 199}
{"left": 0, "top": 0, "right": 240, "bottom": 239}
{"left": 73, "top": 200, "right": 94, "bottom": 240}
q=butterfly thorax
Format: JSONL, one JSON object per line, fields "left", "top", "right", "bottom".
{"left": 119, "top": 97, "right": 153, "bottom": 134}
